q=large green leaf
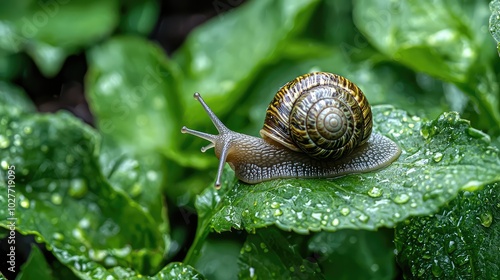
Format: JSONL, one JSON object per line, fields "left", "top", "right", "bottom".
{"left": 0, "top": 0, "right": 119, "bottom": 76}
{"left": 308, "top": 230, "right": 395, "bottom": 279}
{"left": 354, "top": 0, "right": 500, "bottom": 134}
{"left": 192, "top": 107, "right": 499, "bottom": 236}
{"left": 395, "top": 183, "right": 499, "bottom": 278}
{"left": 0, "top": 89, "right": 166, "bottom": 278}
{"left": 491, "top": 0, "right": 500, "bottom": 53}
{"left": 173, "top": 0, "right": 321, "bottom": 124}
{"left": 86, "top": 35, "right": 194, "bottom": 165}
{"left": 239, "top": 227, "right": 323, "bottom": 279}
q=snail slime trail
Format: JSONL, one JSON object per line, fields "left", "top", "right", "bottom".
{"left": 182, "top": 72, "right": 401, "bottom": 188}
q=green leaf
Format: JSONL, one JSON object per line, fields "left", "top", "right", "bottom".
{"left": 308, "top": 230, "right": 395, "bottom": 279}
{"left": 17, "top": 245, "right": 53, "bottom": 280}
{"left": 194, "top": 238, "right": 241, "bottom": 280}
{"left": 86, "top": 35, "right": 187, "bottom": 163}
{"left": 354, "top": 0, "right": 500, "bottom": 133}
{"left": 119, "top": 0, "right": 160, "bottom": 35}
{"left": 195, "top": 107, "right": 500, "bottom": 234}
{"left": 395, "top": 183, "right": 499, "bottom": 279}
{"left": 0, "top": 0, "right": 119, "bottom": 76}
{"left": 353, "top": 0, "right": 491, "bottom": 82}
{"left": 0, "top": 82, "right": 36, "bottom": 116}
{"left": 0, "top": 112, "right": 166, "bottom": 278}
{"left": 490, "top": 0, "right": 500, "bottom": 48}
{"left": 238, "top": 227, "right": 323, "bottom": 279}
{"left": 173, "top": 0, "right": 321, "bottom": 124}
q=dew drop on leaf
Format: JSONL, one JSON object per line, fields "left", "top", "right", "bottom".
{"left": 332, "top": 218, "right": 339, "bottom": 226}
{"left": 52, "top": 232, "right": 64, "bottom": 241}
{"left": 447, "top": 240, "right": 457, "bottom": 254}
{"left": 23, "top": 126, "right": 32, "bottom": 134}
{"left": 368, "top": 186, "right": 383, "bottom": 197}
{"left": 0, "top": 135, "right": 10, "bottom": 149}
{"left": 19, "top": 195, "right": 30, "bottom": 208}
{"left": 273, "top": 209, "right": 283, "bottom": 217}
{"left": 270, "top": 201, "right": 280, "bottom": 209}
{"left": 432, "top": 152, "right": 443, "bottom": 162}
{"left": 1, "top": 160, "right": 8, "bottom": 170}
{"left": 51, "top": 193, "right": 63, "bottom": 205}
{"left": 358, "top": 214, "right": 369, "bottom": 223}
{"left": 431, "top": 260, "right": 443, "bottom": 277}
{"left": 243, "top": 244, "right": 252, "bottom": 252}
{"left": 394, "top": 194, "right": 410, "bottom": 204}
{"left": 311, "top": 212, "right": 322, "bottom": 220}
{"left": 479, "top": 211, "right": 492, "bottom": 227}
{"left": 69, "top": 179, "right": 88, "bottom": 199}
{"left": 79, "top": 218, "right": 90, "bottom": 229}
{"left": 340, "top": 207, "right": 350, "bottom": 216}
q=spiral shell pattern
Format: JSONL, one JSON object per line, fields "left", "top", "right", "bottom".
{"left": 260, "top": 72, "right": 372, "bottom": 159}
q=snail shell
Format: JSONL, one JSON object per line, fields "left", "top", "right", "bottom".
{"left": 181, "top": 72, "right": 401, "bottom": 188}
{"left": 261, "top": 72, "right": 371, "bottom": 159}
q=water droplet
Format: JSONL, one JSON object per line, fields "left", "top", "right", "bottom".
{"left": 332, "top": 218, "right": 339, "bottom": 226}
{"left": 394, "top": 212, "right": 401, "bottom": 218}
{"left": 104, "top": 256, "right": 117, "bottom": 266}
{"left": 89, "top": 249, "right": 107, "bottom": 261}
{"left": 410, "top": 202, "right": 417, "bottom": 208}
{"left": 146, "top": 170, "right": 158, "bottom": 181}
{"left": 72, "top": 228, "right": 85, "bottom": 241}
{"left": 340, "top": 207, "right": 350, "bottom": 216}
{"left": 433, "top": 152, "right": 443, "bottom": 162}
{"left": 431, "top": 260, "right": 443, "bottom": 277}
{"left": 358, "top": 214, "right": 369, "bottom": 223}
{"left": 79, "top": 218, "right": 90, "bottom": 229}
{"left": 23, "top": 126, "right": 32, "bottom": 134}
{"left": 311, "top": 212, "right": 322, "bottom": 220}
{"left": 447, "top": 240, "right": 457, "bottom": 254}
{"left": 20, "top": 196, "right": 30, "bottom": 208}
{"left": 52, "top": 232, "right": 64, "bottom": 241}
{"left": 51, "top": 193, "right": 63, "bottom": 205}
{"left": 479, "top": 212, "right": 492, "bottom": 227}
{"left": 113, "top": 245, "right": 131, "bottom": 258}
{"left": 394, "top": 194, "right": 410, "bottom": 204}
{"left": 69, "top": 179, "right": 88, "bottom": 199}
{"left": 273, "top": 209, "right": 283, "bottom": 216}
{"left": 0, "top": 135, "right": 10, "bottom": 149}
{"left": 243, "top": 244, "right": 252, "bottom": 252}
{"left": 270, "top": 201, "right": 280, "bottom": 209}
{"left": 368, "top": 187, "right": 383, "bottom": 198}
{"left": 1, "top": 160, "right": 8, "bottom": 170}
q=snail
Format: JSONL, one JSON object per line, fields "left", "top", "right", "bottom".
{"left": 181, "top": 72, "right": 401, "bottom": 188}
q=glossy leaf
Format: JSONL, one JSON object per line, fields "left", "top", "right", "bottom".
{"left": 308, "top": 230, "right": 395, "bottom": 279}
{"left": 17, "top": 245, "right": 53, "bottom": 280}
{"left": 238, "top": 227, "right": 323, "bottom": 279}
{"left": 0, "top": 91, "right": 166, "bottom": 277}
{"left": 86, "top": 36, "right": 191, "bottom": 164}
{"left": 195, "top": 107, "right": 500, "bottom": 234}
{"left": 395, "top": 183, "right": 499, "bottom": 279}
{"left": 354, "top": 0, "right": 500, "bottom": 133}
{"left": 491, "top": 0, "right": 500, "bottom": 53}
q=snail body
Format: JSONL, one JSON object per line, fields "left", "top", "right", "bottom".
{"left": 182, "top": 72, "right": 401, "bottom": 188}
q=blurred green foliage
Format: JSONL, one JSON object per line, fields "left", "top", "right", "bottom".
{"left": 0, "top": 0, "right": 499, "bottom": 279}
